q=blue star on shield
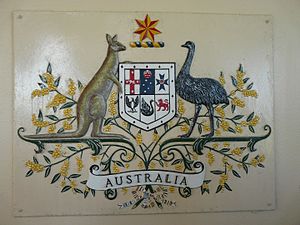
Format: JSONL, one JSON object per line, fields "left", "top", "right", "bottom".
{"left": 156, "top": 74, "right": 169, "bottom": 91}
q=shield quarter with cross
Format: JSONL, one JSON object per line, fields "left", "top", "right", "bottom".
{"left": 118, "top": 63, "right": 176, "bottom": 131}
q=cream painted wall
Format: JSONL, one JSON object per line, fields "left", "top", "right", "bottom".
{"left": 0, "top": 0, "right": 299, "bottom": 225}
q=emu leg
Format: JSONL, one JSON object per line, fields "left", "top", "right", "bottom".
{"left": 203, "top": 105, "right": 215, "bottom": 137}
{"left": 180, "top": 104, "right": 201, "bottom": 138}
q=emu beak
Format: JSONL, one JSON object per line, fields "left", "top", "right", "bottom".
{"left": 181, "top": 44, "right": 188, "bottom": 48}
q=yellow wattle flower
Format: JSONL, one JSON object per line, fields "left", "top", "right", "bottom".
{"left": 219, "top": 173, "right": 229, "bottom": 186}
{"left": 220, "top": 120, "right": 229, "bottom": 131}
{"left": 76, "top": 156, "right": 84, "bottom": 172}
{"left": 202, "top": 182, "right": 209, "bottom": 190}
{"left": 177, "top": 99, "right": 185, "bottom": 115}
{"left": 68, "top": 79, "right": 76, "bottom": 96}
{"left": 136, "top": 131, "right": 143, "bottom": 145}
{"left": 232, "top": 97, "right": 245, "bottom": 108}
{"left": 25, "top": 160, "right": 44, "bottom": 172}
{"left": 219, "top": 72, "right": 225, "bottom": 86}
{"left": 206, "top": 152, "right": 215, "bottom": 165}
{"left": 60, "top": 160, "right": 69, "bottom": 177}
{"left": 235, "top": 125, "right": 243, "bottom": 133}
{"left": 63, "top": 121, "right": 73, "bottom": 130}
{"left": 250, "top": 158, "right": 259, "bottom": 167}
{"left": 70, "top": 180, "right": 77, "bottom": 189}
{"left": 108, "top": 92, "right": 117, "bottom": 116}
{"left": 215, "top": 106, "right": 225, "bottom": 118}
{"left": 63, "top": 108, "right": 73, "bottom": 117}
{"left": 48, "top": 124, "right": 56, "bottom": 133}
{"left": 51, "top": 148, "right": 62, "bottom": 159}
{"left": 149, "top": 162, "right": 156, "bottom": 169}
{"left": 47, "top": 94, "right": 66, "bottom": 108}
{"left": 231, "top": 147, "right": 242, "bottom": 156}
{"left": 112, "top": 163, "right": 120, "bottom": 173}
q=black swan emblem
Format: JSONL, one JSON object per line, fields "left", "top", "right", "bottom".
{"left": 176, "top": 41, "right": 229, "bottom": 137}
{"left": 141, "top": 98, "right": 154, "bottom": 116}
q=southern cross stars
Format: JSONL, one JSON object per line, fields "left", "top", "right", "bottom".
{"left": 156, "top": 74, "right": 169, "bottom": 91}
{"left": 134, "top": 14, "right": 161, "bottom": 42}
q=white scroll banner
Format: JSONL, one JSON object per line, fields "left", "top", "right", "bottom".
{"left": 87, "top": 161, "right": 205, "bottom": 190}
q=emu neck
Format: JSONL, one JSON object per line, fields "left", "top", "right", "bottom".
{"left": 181, "top": 47, "right": 194, "bottom": 74}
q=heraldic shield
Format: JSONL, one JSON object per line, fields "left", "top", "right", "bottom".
{"left": 119, "top": 63, "right": 176, "bottom": 130}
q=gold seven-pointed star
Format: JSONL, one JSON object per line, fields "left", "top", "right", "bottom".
{"left": 134, "top": 14, "right": 161, "bottom": 42}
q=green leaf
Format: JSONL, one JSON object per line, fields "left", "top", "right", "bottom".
{"left": 69, "top": 174, "right": 81, "bottom": 179}
{"left": 216, "top": 185, "right": 223, "bottom": 193}
{"left": 159, "top": 160, "right": 164, "bottom": 167}
{"left": 60, "top": 101, "right": 76, "bottom": 109}
{"left": 33, "top": 156, "right": 38, "bottom": 164}
{"left": 39, "top": 74, "right": 47, "bottom": 83}
{"left": 54, "top": 77, "right": 60, "bottom": 87}
{"left": 249, "top": 125, "right": 255, "bottom": 133}
{"left": 57, "top": 128, "right": 65, "bottom": 133}
{"left": 132, "top": 197, "right": 144, "bottom": 209}
{"left": 232, "top": 115, "right": 244, "bottom": 120}
{"left": 74, "top": 188, "right": 83, "bottom": 194}
{"left": 243, "top": 78, "right": 250, "bottom": 83}
{"left": 26, "top": 170, "right": 33, "bottom": 177}
{"left": 35, "top": 127, "right": 42, "bottom": 135}
{"left": 164, "top": 123, "right": 169, "bottom": 131}
{"left": 46, "top": 115, "right": 59, "bottom": 121}
{"left": 220, "top": 148, "right": 230, "bottom": 153}
{"left": 67, "top": 146, "right": 78, "bottom": 152}
{"left": 184, "top": 160, "right": 193, "bottom": 170}
{"left": 231, "top": 76, "right": 238, "bottom": 87}
{"left": 38, "top": 83, "right": 47, "bottom": 89}
{"left": 77, "top": 80, "right": 84, "bottom": 91}
{"left": 247, "top": 82, "right": 254, "bottom": 90}
{"left": 183, "top": 117, "right": 190, "bottom": 125}
{"left": 216, "top": 119, "right": 220, "bottom": 128}
{"left": 61, "top": 185, "right": 71, "bottom": 192}
{"left": 231, "top": 104, "right": 236, "bottom": 113}
{"left": 247, "top": 112, "right": 255, "bottom": 122}
{"left": 243, "top": 163, "right": 249, "bottom": 174}
{"left": 197, "top": 123, "right": 202, "bottom": 134}
{"left": 104, "top": 118, "right": 113, "bottom": 126}
{"left": 242, "top": 153, "right": 249, "bottom": 162}
{"left": 51, "top": 173, "right": 61, "bottom": 184}
{"left": 91, "top": 189, "right": 96, "bottom": 197}
{"left": 115, "top": 161, "right": 125, "bottom": 167}
{"left": 80, "top": 180, "right": 87, "bottom": 185}
{"left": 228, "top": 127, "right": 236, "bottom": 133}
{"left": 258, "top": 163, "right": 265, "bottom": 168}
{"left": 47, "top": 63, "right": 52, "bottom": 74}
{"left": 43, "top": 155, "right": 51, "bottom": 164}
{"left": 38, "top": 110, "right": 43, "bottom": 121}
{"left": 172, "top": 159, "right": 183, "bottom": 165}
{"left": 224, "top": 183, "right": 232, "bottom": 191}
{"left": 85, "top": 139, "right": 102, "bottom": 156}
{"left": 44, "top": 167, "right": 51, "bottom": 177}
{"left": 210, "top": 170, "right": 224, "bottom": 175}
{"left": 232, "top": 170, "right": 241, "bottom": 178}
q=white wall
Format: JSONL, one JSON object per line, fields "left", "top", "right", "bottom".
{"left": 0, "top": 0, "right": 299, "bottom": 225}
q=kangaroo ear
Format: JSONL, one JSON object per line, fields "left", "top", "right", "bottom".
{"left": 112, "top": 34, "right": 118, "bottom": 42}
{"left": 106, "top": 34, "right": 112, "bottom": 44}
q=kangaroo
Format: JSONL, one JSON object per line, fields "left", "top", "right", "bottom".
{"left": 25, "top": 34, "right": 126, "bottom": 139}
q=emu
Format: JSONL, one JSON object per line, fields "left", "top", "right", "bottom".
{"left": 176, "top": 41, "right": 229, "bottom": 137}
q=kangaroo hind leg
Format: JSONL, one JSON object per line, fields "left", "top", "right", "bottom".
{"left": 89, "top": 95, "right": 127, "bottom": 139}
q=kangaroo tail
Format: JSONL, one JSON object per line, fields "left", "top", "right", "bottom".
{"left": 23, "top": 130, "right": 84, "bottom": 140}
